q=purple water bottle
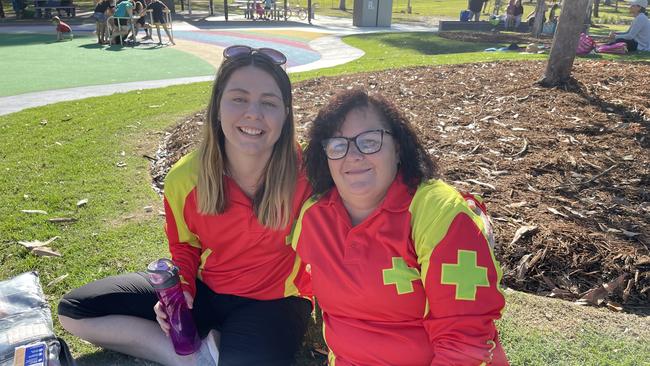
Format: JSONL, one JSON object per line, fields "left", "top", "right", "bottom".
{"left": 147, "top": 258, "right": 201, "bottom": 355}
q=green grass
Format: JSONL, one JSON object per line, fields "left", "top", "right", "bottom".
{"left": 0, "top": 34, "right": 215, "bottom": 97}
{"left": 2, "top": 31, "right": 650, "bottom": 365}
{"left": 293, "top": 32, "right": 548, "bottom": 82}
{"left": 293, "top": 32, "right": 650, "bottom": 82}
{"left": 498, "top": 290, "right": 650, "bottom": 366}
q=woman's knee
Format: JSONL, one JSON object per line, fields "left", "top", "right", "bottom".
{"left": 58, "top": 314, "right": 84, "bottom": 335}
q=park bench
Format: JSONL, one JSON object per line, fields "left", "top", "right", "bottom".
{"left": 439, "top": 20, "right": 529, "bottom": 33}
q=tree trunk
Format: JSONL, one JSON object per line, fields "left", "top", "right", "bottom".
{"left": 338, "top": 0, "right": 345, "bottom": 10}
{"left": 540, "top": 0, "right": 590, "bottom": 87}
{"left": 585, "top": 0, "right": 594, "bottom": 25}
{"left": 593, "top": 0, "right": 600, "bottom": 17}
{"left": 531, "top": 0, "right": 546, "bottom": 38}
{"left": 615, "top": 0, "right": 618, "bottom": 11}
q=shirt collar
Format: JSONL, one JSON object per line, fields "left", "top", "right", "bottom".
{"left": 224, "top": 175, "right": 253, "bottom": 207}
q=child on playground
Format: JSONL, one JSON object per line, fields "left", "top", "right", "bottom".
{"left": 93, "top": 0, "right": 112, "bottom": 44}
{"left": 146, "top": 0, "right": 175, "bottom": 45}
{"left": 52, "top": 15, "right": 72, "bottom": 41}
{"left": 264, "top": 0, "right": 274, "bottom": 19}
{"left": 134, "top": 0, "right": 152, "bottom": 41}
{"left": 254, "top": 1, "right": 266, "bottom": 19}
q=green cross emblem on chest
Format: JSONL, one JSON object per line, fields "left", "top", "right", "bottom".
{"left": 441, "top": 250, "right": 490, "bottom": 301}
{"left": 382, "top": 257, "right": 420, "bottom": 295}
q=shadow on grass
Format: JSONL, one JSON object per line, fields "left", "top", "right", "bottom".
{"left": 75, "top": 349, "right": 159, "bottom": 366}
{"left": 78, "top": 42, "right": 106, "bottom": 49}
{"left": 378, "top": 33, "right": 499, "bottom": 55}
{"left": 0, "top": 33, "right": 55, "bottom": 46}
{"left": 78, "top": 42, "right": 167, "bottom": 51}
{"left": 0, "top": 33, "right": 92, "bottom": 47}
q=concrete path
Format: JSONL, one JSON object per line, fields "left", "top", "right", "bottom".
{"left": 0, "top": 15, "right": 437, "bottom": 116}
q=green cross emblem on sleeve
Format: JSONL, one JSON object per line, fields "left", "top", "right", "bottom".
{"left": 382, "top": 257, "right": 420, "bottom": 295}
{"left": 441, "top": 250, "right": 490, "bottom": 301}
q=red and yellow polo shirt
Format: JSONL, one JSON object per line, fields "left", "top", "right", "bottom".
{"left": 292, "top": 177, "right": 508, "bottom": 365}
{"left": 163, "top": 151, "right": 312, "bottom": 300}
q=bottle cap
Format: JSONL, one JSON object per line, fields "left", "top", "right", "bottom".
{"left": 146, "top": 258, "right": 179, "bottom": 289}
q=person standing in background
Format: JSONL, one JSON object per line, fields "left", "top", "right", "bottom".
{"left": 469, "top": 0, "right": 486, "bottom": 21}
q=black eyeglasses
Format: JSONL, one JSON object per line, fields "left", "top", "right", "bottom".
{"left": 223, "top": 45, "right": 287, "bottom": 66}
{"left": 322, "top": 129, "right": 392, "bottom": 160}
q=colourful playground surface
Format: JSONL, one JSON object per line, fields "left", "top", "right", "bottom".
{"left": 0, "top": 16, "right": 432, "bottom": 114}
{"left": 0, "top": 27, "right": 329, "bottom": 97}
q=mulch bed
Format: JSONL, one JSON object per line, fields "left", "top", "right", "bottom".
{"left": 151, "top": 59, "right": 649, "bottom": 312}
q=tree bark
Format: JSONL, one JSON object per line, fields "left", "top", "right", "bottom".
{"left": 593, "top": 0, "right": 600, "bottom": 18}
{"left": 531, "top": 0, "right": 546, "bottom": 38}
{"left": 540, "top": 0, "right": 590, "bottom": 87}
{"left": 585, "top": 0, "right": 594, "bottom": 24}
{"left": 338, "top": 0, "right": 345, "bottom": 10}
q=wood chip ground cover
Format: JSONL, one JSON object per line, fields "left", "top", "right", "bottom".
{"left": 151, "top": 60, "right": 649, "bottom": 310}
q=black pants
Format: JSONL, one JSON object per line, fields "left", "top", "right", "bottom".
{"left": 58, "top": 272, "right": 312, "bottom": 366}
{"left": 612, "top": 38, "right": 638, "bottom": 52}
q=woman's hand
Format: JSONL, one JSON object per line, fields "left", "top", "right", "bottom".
{"left": 154, "top": 291, "right": 194, "bottom": 337}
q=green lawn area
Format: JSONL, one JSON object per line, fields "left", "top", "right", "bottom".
{"left": 0, "top": 34, "right": 215, "bottom": 97}
{"left": 1, "top": 31, "right": 649, "bottom": 365}
{"left": 293, "top": 32, "right": 547, "bottom": 82}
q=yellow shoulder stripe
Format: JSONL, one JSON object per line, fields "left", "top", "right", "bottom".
{"left": 289, "top": 196, "right": 319, "bottom": 251}
{"left": 164, "top": 151, "right": 201, "bottom": 249}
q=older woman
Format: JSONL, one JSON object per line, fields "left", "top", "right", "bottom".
{"left": 292, "top": 88, "right": 508, "bottom": 365}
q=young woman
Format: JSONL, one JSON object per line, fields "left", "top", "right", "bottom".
{"left": 292, "top": 89, "right": 508, "bottom": 365}
{"left": 58, "top": 45, "right": 312, "bottom": 366}
{"left": 608, "top": 0, "right": 650, "bottom": 52}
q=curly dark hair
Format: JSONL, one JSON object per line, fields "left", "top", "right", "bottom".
{"left": 304, "top": 88, "right": 438, "bottom": 196}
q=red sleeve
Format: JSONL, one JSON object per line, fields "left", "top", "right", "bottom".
{"left": 422, "top": 214, "right": 508, "bottom": 366}
{"left": 164, "top": 197, "right": 201, "bottom": 297}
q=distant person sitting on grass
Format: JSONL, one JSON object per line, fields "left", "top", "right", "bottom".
{"left": 93, "top": 0, "right": 112, "bottom": 44}
{"left": 147, "top": 0, "right": 174, "bottom": 45}
{"left": 52, "top": 15, "right": 73, "bottom": 41}
{"left": 505, "top": 0, "right": 523, "bottom": 30}
{"left": 607, "top": 0, "right": 650, "bottom": 52}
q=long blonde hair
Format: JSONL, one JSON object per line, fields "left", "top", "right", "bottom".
{"left": 196, "top": 53, "right": 297, "bottom": 230}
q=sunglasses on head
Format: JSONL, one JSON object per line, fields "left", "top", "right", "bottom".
{"left": 223, "top": 45, "right": 287, "bottom": 66}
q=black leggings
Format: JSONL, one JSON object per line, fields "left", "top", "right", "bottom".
{"left": 58, "top": 272, "right": 312, "bottom": 366}
{"left": 612, "top": 38, "right": 638, "bottom": 52}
